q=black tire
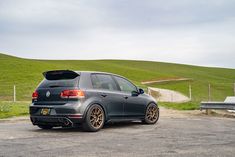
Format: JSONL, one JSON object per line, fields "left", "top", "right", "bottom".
{"left": 37, "top": 125, "right": 53, "bottom": 130}
{"left": 143, "top": 103, "right": 159, "bottom": 124}
{"left": 82, "top": 104, "right": 105, "bottom": 132}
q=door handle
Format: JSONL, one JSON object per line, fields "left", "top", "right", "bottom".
{"left": 124, "top": 96, "right": 128, "bottom": 99}
{"left": 101, "top": 94, "right": 107, "bottom": 97}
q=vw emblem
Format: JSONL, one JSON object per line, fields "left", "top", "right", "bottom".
{"left": 46, "top": 91, "right": 50, "bottom": 97}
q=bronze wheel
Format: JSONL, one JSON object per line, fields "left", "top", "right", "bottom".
{"left": 143, "top": 104, "right": 159, "bottom": 124}
{"left": 89, "top": 106, "right": 104, "bottom": 129}
{"left": 83, "top": 104, "right": 105, "bottom": 132}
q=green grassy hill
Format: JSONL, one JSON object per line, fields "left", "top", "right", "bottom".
{"left": 1, "top": 52, "right": 235, "bottom": 111}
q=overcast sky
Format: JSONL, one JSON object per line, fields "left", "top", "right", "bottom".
{"left": 0, "top": 0, "right": 235, "bottom": 68}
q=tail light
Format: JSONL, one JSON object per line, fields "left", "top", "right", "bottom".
{"left": 32, "top": 91, "right": 38, "bottom": 100}
{"left": 60, "top": 90, "right": 85, "bottom": 99}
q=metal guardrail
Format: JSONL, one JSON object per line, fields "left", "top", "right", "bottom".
{"left": 200, "top": 102, "right": 235, "bottom": 110}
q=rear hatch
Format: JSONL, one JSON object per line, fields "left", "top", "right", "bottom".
{"left": 34, "top": 70, "right": 80, "bottom": 105}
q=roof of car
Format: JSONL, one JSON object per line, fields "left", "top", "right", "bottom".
{"left": 75, "top": 71, "right": 126, "bottom": 78}
{"left": 76, "top": 71, "right": 118, "bottom": 75}
{"left": 43, "top": 70, "right": 132, "bottom": 83}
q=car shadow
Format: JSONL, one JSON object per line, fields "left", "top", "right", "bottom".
{"left": 31, "top": 121, "right": 144, "bottom": 133}
{"left": 31, "top": 126, "right": 84, "bottom": 133}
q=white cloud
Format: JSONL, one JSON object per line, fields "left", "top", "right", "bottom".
{"left": 0, "top": 0, "right": 235, "bottom": 68}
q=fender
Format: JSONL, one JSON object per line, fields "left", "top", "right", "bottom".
{"left": 144, "top": 101, "right": 158, "bottom": 113}
{"left": 80, "top": 96, "right": 109, "bottom": 121}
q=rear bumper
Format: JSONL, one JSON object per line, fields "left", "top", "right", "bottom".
{"left": 30, "top": 114, "right": 83, "bottom": 127}
{"left": 29, "top": 103, "right": 84, "bottom": 127}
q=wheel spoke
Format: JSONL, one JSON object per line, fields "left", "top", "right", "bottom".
{"left": 91, "top": 120, "right": 96, "bottom": 125}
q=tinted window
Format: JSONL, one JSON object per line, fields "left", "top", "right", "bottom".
{"left": 38, "top": 77, "right": 79, "bottom": 88}
{"left": 114, "top": 76, "right": 137, "bottom": 93}
{"left": 91, "top": 74, "right": 118, "bottom": 91}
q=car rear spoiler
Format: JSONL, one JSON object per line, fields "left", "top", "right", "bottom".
{"left": 43, "top": 70, "right": 80, "bottom": 80}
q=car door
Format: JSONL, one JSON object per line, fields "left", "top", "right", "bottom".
{"left": 113, "top": 76, "right": 146, "bottom": 118}
{"left": 91, "top": 74, "right": 125, "bottom": 119}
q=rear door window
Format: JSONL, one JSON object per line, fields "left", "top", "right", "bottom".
{"left": 91, "top": 74, "right": 118, "bottom": 91}
{"left": 113, "top": 76, "right": 137, "bottom": 93}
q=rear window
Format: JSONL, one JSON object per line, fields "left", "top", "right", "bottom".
{"left": 38, "top": 77, "right": 79, "bottom": 88}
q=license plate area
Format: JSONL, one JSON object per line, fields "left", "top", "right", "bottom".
{"left": 41, "top": 108, "right": 51, "bottom": 116}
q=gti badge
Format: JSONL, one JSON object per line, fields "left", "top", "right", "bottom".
{"left": 46, "top": 91, "right": 51, "bottom": 97}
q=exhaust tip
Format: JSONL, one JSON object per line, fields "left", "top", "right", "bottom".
{"left": 58, "top": 118, "right": 73, "bottom": 127}
{"left": 64, "top": 119, "right": 70, "bottom": 126}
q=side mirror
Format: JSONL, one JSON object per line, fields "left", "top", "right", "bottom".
{"left": 131, "top": 91, "right": 139, "bottom": 96}
{"left": 139, "top": 88, "right": 144, "bottom": 94}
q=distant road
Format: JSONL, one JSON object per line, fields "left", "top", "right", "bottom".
{"left": 148, "top": 87, "right": 190, "bottom": 103}
{"left": 0, "top": 111, "right": 234, "bottom": 157}
{"left": 141, "top": 78, "right": 192, "bottom": 85}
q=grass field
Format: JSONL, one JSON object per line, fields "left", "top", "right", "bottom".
{"left": 0, "top": 52, "right": 235, "bottom": 117}
{"left": 0, "top": 101, "right": 29, "bottom": 119}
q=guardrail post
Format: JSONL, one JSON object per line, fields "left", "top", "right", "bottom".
{"left": 234, "top": 83, "right": 235, "bottom": 96}
{"left": 189, "top": 84, "right": 192, "bottom": 101}
{"left": 208, "top": 83, "right": 211, "bottom": 101}
{"left": 206, "top": 83, "right": 211, "bottom": 115}
{"left": 13, "top": 85, "right": 16, "bottom": 102}
{"left": 206, "top": 109, "right": 212, "bottom": 115}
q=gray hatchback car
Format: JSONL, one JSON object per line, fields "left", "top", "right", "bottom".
{"left": 30, "top": 70, "right": 159, "bottom": 132}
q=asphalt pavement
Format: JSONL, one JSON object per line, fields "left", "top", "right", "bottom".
{"left": 0, "top": 115, "right": 235, "bottom": 157}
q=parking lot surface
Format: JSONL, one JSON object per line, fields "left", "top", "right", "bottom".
{"left": 0, "top": 113, "right": 235, "bottom": 157}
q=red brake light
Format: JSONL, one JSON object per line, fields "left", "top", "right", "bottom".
{"left": 60, "top": 90, "right": 85, "bottom": 99}
{"left": 32, "top": 91, "right": 38, "bottom": 100}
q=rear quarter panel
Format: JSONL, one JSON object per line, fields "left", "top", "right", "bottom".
{"left": 80, "top": 89, "right": 109, "bottom": 121}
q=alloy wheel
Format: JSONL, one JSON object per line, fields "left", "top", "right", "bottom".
{"left": 89, "top": 106, "right": 104, "bottom": 129}
{"left": 146, "top": 105, "right": 158, "bottom": 123}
